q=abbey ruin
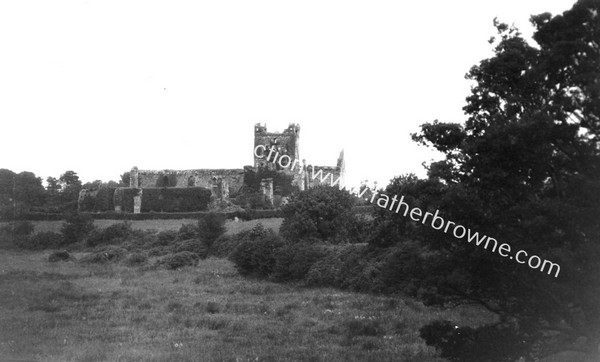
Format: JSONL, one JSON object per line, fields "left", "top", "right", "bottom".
{"left": 79, "top": 123, "right": 345, "bottom": 213}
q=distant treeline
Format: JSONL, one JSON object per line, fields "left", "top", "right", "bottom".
{"left": 0, "top": 169, "right": 130, "bottom": 220}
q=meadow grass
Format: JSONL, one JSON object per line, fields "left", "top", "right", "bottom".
{"left": 1, "top": 218, "right": 283, "bottom": 236}
{"left": 0, "top": 248, "right": 496, "bottom": 362}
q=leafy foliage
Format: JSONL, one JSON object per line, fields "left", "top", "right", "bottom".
{"left": 229, "top": 226, "right": 284, "bottom": 277}
{"left": 419, "top": 321, "right": 531, "bottom": 362}
{"left": 178, "top": 223, "right": 199, "bottom": 240}
{"left": 404, "top": 1, "right": 600, "bottom": 358}
{"left": 58, "top": 171, "right": 82, "bottom": 212}
{"left": 173, "top": 239, "right": 209, "bottom": 259}
{"left": 0, "top": 170, "right": 45, "bottom": 218}
{"left": 280, "top": 185, "right": 359, "bottom": 242}
{"left": 48, "top": 250, "right": 73, "bottom": 262}
{"left": 79, "top": 187, "right": 116, "bottom": 212}
{"left": 140, "top": 187, "right": 211, "bottom": 212}
{"left": 86, "top": 221, "right": 132, "bottom": 247}
{"left": 125, "top": 252, "right": 148, "bottom": 266}
{"left": 197, "top": 213, "right": 226, "bottom": 247}
{"left": 243, "top": 166, "right": 296, "bottom": 196}
{"left": 61, "top": 213, "right": 95, "bottom": 245}
{"left": 79, "top": 246, "right": 127, "bottom": 264}
{"left": 272, "top": 242, "right": 329, "bottom": 281}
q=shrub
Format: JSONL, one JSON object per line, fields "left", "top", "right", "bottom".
{"left": 178, "top": 223, "right": 198, "bottom": 240}
{"left": 419, "top": 321, "right": 530, "bottom": 362}
{"left": 229, "top": 229, "right": 284, "bottom": 277}
{"left": 121, "top": 229, "right": 158, "bottom": 252}
{"left": 378, "top": 241, "right": 439, "bottom": 295}
{"left": 61, "top": 213, "right": 95, "bottom": 245}
{"left": 173, "top": 239, "right": 209, "bottom": 259}
{"left": 340, "top": 213, "right": 374, "bottom": 243}
{"left": 197, "top": 213, "right": 226, "bottom": 247}
{"left": 161, "top": 251, "right": 200, "bottom": 270}
{"left": 280, "top": 185, "right": 359, "bottom": 242}
{"left": 18, "top": 231, "right": 64, "bottom": 250}
{"left": 305, "top": 248, "right": 344, "bottom": 286}
{"left": 209, "top": 223, "right": 272, "bottom": 258}
{"left": 337, "top": 244, "right": 385, "bottom": 292}
{"left": 48, "top": 250, "right": 74, "bottom": 262}
{"left": 125, "top": 252, "right": 148, "bottom": 266}
{"left": 156, "top": 230, "right": 178, "bottom": 245}
{"left": 272, "top": 242, "right": 329, "bottom": 281}
{"left": 86, "top": 221, "right": 132, "bottom": 247}
{"left": 209, "top": 235, "right": 242, "bottom": 258}
{"left": 79, "top": 246, "right": 127, "bottom": 263}
{"left": 148, "top": 246, "right": 170, "bottom": 257}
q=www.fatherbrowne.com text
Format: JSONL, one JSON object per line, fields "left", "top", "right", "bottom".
{"left": 254, "top": 145, "right": 561, "bottom": 278}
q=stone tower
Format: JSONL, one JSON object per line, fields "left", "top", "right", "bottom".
{"left": 254, "top": 123, "right": 300, "bottom": 170}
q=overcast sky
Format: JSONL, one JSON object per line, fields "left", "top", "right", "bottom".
{"left": 0, "top": 0, "right": 576, "bottom": 189}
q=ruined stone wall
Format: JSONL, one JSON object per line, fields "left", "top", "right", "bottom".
{"left": 90, "top": 123, "right": 345, "bottom": 214}
{"left": 130, "top": 168, "right": 245, "bottom": 196}
{"left": 304, "top": 165, "right": 344, "bottom": 189}
{"left": 299, "top": 150, "right": 345, "bottom": 190}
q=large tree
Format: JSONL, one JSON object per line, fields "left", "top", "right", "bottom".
{"left": 58, "top": 170, "right": 83, "bottom": 211}
{"left": 0, "top": 169, "right": 46, "bottom": 218}
{"left": 377, "top": 0, "right": 600, "bottom": 359}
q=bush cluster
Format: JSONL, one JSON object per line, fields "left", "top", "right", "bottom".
{"left": 86, "top": 221, "right": 132, "bottom": 247}
{"left": 79, "top": 246, "right": 127, "bottom": 263}
{"left": 229, "top": 225, "right": 284, "bottom": 277}
{"left": 48, "top": 250, "right": 74, "bottom": 262}
{"left": 177, "top": 223, "right": 198, "bottom": 240}
{"left": 279, "top": 185, "right": 367, "bottom": 243}
{"left": 125, "top": 252, "right": 148, "bottom": 266}
{"left": 172, "top": 239, "right": 209, "bottom": 259}
{"left": 61, "top": 213, "right": 95, "bottom": 245}
{"left": 197, "top": 213, "right": 226, "bottom": 247}
{"left": 272, "top": 242, "right": 329, "bottom": 281}
{"left": 419, "top": 321, "right": 530, "bottom": 362}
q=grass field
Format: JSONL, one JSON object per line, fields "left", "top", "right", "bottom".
{"left": 0, "top": 251, "right": 497, "bottom": 362}
{"left": 0, "top": 218, "right": 497, "bottom": 361}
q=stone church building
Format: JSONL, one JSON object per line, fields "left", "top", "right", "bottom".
{"left": 79, "top": 123, "right": 345, "bottom": 213}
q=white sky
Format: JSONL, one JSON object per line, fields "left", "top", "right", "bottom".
{"left": 0, "top": 0, "right": 576, "bottom": 189}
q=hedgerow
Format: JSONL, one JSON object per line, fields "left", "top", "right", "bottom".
{"left": 141, "top": 188, "right": 211, "bottom": 212}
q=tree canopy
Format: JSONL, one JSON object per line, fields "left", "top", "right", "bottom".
{"left": 379, "top": 0, "right": 600, "bottom": 358}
